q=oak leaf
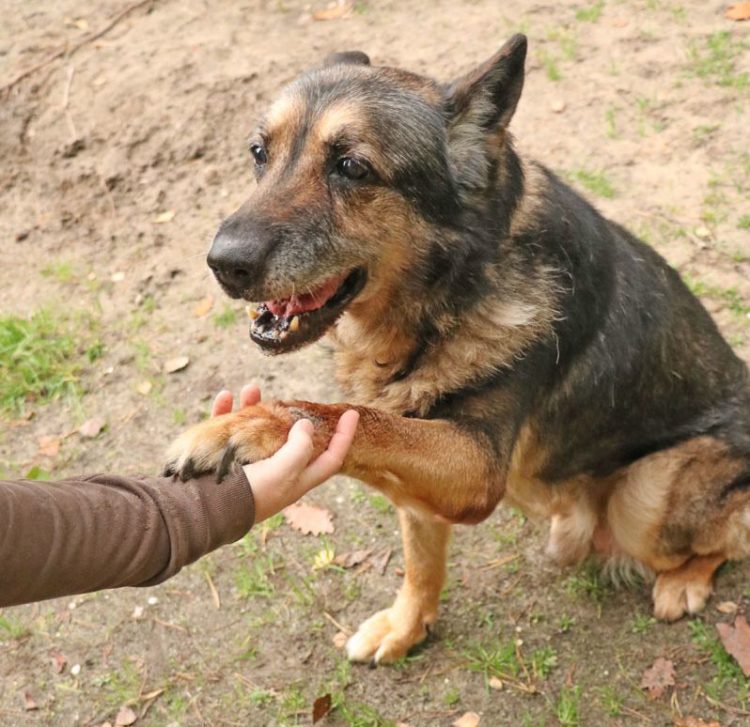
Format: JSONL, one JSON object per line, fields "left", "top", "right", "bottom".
{"left": 716, "top": 615, "right": 750, "bottom": 676}
{"left": 312, "top": 693, "right": 332, "bottom": 723}
{"left": 726, "top": 3, "right": 750, "bottom": 21}
{"left": 453, "top": 712, "right": 481, "bottom": 727}
{"left": 79, "top": 417, "right": 105, "bottom": 438}
{"left": 640, "top": 656, "right": 675, "bottom": 698}
{"left": 283, "top": 502, "right": 334, "bottom": 535}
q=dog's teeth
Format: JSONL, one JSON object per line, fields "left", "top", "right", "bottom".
{"left": 289, "top": 316, "right": 300, "bottom": 332}
{"left": 245, "top": 305, "right": 260, "bottom": 320}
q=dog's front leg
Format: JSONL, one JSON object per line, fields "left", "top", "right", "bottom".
{"left": 346, "top": 508, "right": 450, "bottom": 664}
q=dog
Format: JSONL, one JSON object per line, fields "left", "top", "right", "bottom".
{"left": 165, "top": 35, "right": 750, "bottom": 665}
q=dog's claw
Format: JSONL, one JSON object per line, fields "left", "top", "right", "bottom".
{"left": 217, "top": 444, "right": 238, "bottom": 483}
{"left": 180, "top": 458, "right": 196, "bottom": 482}
{"left": 368, "top": 658, "right": 378, "bottom": 670}
{"left": 162, "top": 464, "right": 175, "bottom": 477}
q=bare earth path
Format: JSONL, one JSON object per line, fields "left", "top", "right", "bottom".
{"left": 1, "top": 1, "right": 749, "bottom": 724}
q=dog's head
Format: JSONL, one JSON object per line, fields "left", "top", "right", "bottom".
{"left": 208, "top": 35, "right": 527, "bottom": 353}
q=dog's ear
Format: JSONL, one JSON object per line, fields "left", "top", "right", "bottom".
{"left": 446, "top": 34, "right": 527, "bottom": 131}
{"left": 323, "top": 50, "right": 371, "bottom": 67}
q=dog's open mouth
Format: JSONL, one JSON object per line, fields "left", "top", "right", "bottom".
{"left": 247, "top": 268, "right": 367, "bottom": 354}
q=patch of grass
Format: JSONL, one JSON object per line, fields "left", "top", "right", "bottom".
{"left": 682, "top": 275, "right": 750, "bottom": 317}
{"left": 465, "top": 638, "right": 520, "bottom": 683}
{"left": 576, "top": 1, "right": 604, "bottom": 22}
{"left": 92, "top": 659, "right": 142, "bottom": 708}
{"left": 443, "top": 687, "right": 461, "bottom": 707}
{"left": 571, "top": 168, "right": 616, "bottom": 198}
{"left": 0, "top": 614, "right": 30, "bottom": 640}
{"left": 171, "top": 407, "right": 187, "bottom": 426}
{"left": 597, "top": 685, "right": 623, "bottom": 717}
{"left": 631, "top": 613, "right": 656, "bottom": 634}
{"left": 559, "top": 614, "right": 575, "bottom": 633}
{"left": 689, "top": 619, "right": 747, "bottom": 702}
{"left": 738, "top": 214, "right": 750, "bottom": 230}
{"left": 530, "top": 646, "right": 558, "bottom": 679}
{"left": 338, "top": 700, "right": 394, "bottom": 727}
{"left": 41, "top": 260, "right": 76, "bottom": 283}
{"left": 687, "top": 31, "right": 749, "bottom": 90}
{"left": 213, "top": 305, "right": 238, "bottom": 329}
{"left": 0, "top": 309, "right": 92, "bottom": 415}
{"left": 605, "top": 107, "right": 619, "bottom": 139}
{"left": 566, "top": 562, "right": 613, "bottom": 603}
{"left": 367, "top": 493, "right": 392, "bottom": 514}
{"left": 693, "top": 123, "right": 719, "bottom": 141}
{"left": 234, "top": 553, "right": 276, "bottom": 599}
{"left": 540, "top": 50, "right": 562, "bottom": 81}
{"left": 555, "top": 684, "right": 582, "bottom": 726}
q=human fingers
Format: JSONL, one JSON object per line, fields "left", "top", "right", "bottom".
{"left": 239, "top": 383, "right": 261, "bottom": 408}
{"left": 298, "top": 409, "right": 359, "bottom": 490}
{"left": 211, "top": 390, "right": 233, "bottom": 417}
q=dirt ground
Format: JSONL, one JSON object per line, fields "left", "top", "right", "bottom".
{"left": 1, "top": 0, "right": 749, "bottom": 724}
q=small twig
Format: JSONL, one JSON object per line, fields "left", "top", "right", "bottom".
{"left": 205, "top": 571, "right": 221, "bottom": 609}
{"left": 152, "top": 617, "right": 188, "bottom": 633}
{"left": 62, "top": 65, "right": 77, "bottom": 139}
{"left": 703, "top": 691, "right": 750, "bottom": 716}
{"left": 323, "top": 611, "right": 351, "bottom": 635}
{"left": 1, "top": 0, "right": 156, "bottom": 96}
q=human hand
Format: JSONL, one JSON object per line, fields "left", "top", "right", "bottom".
{"left": 209, "top": 386, "right": 359, "bottom": 524}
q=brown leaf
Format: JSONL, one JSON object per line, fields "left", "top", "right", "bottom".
{"left": 50, "top": 651, "right": 67, "bottom": 674}
{"left": 38, "top": 435, "right": 61, "bottom": 458}
{"left": 136, "top": 380, "right": 152, "bottom": 396}
{"left": 332, "top": 630, "right": 348, "bottom": 649}
{"left": 332, "top": 548, "right": 373, "bottom": 568}
{"left": 676, "top": 718, "right": 722, "bottom": 727}
{"left": 453, "top": 712, "right": 481, "bottom": 727}
{"left": 115, "top": 705, "right": 137, "bottom": 726}
{"left": 717, "top": 615, "right": 750, "bottom": 676}
{"left": 488, "top": 676, "right": 503, "bottom": 690}
{"left": 726, "top": 3, "right": 750, "bottom": 21}
{"left": 163, "top": 356, "right": 190, "bottom": 374}
{"left": 193, "top": 295, "right": 214, "bottom": 317}
{"left": 23, "top": 692, "right": 38, "bottom": 711}
{"left": 312, "top": 693, "right": 332, "bottom": 723}
{"left": 283, "top": 502, "right": 334, "bottom": 535}
{"left": 372, "top": 547, "right": 392, "bottom": 575}
{"left": 79, "top": 417, "right": 106, "bottom": 438}
{"left": 312, "top": 1, "right": 353, "bottom": 20}
{"left": 716, "top": 600, "right": 738, "bottom": 614}
{"left": 640, "top": 656, "right": 675, "bottom": 699}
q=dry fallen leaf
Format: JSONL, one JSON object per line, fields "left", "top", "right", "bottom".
{"left": 371, "top": 547, "right": 392, "bottom": 575}
{"left": 313, "top": 1, "right": 353, "bottom": 20}
{"left": 675, "top": 717, "right": 721, "bottom": 727}
{"left": 717, "top": 615, "right": 750, "bottom": 676}
{"left": 23, "top": 692, "right": 38, "bottom": 711}
{"left": 154, "top": 210, "right": 176, "bottom": 224}
{"left": 640, "top": 656, "right": 675, "bottom": 699}
{"left": 332, "top": 630, "right": 348, "bottom": 649}
{"left": 50, "top": 651, "right": 67, "bottom": 674}
{"left": 115, "top": 705, "right": 137, "bottom": 726}
{"left": 726, "top": 3, "right": 750, "bottom": 21}
{"left": 136, "top": 380, "right": 152, "bottom": 396}
{"left": 283, "top": 502, "right": 334, "bottom": 535}
{"left": 79, "top": 417, "right": 106, "bottom": 439}
{"left": 312, "top": 693, "right": 332, "bottom": 723}
{"left": 163, "top": 356, "right": 190, "bottom": 374}
{"left": 488, "top": 676, "right": 503, "bottom": 690}
{"left": 453, "top": 712, "right": 481, "bottom": 727}
{"left": 193, "top": 295, "right": 214, "bottom": 317}
{"left": 38, "top": 435, "right": 61, "bottom": 458}
{"left": 333, "top": 548, "right": 373, "bottom": 568}
{"left": 716, "top": 600, "right": 738, "bottom": 614}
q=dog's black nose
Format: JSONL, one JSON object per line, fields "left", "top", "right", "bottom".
{"left": 207, "top": 215, "right": 271, "bottom": 297}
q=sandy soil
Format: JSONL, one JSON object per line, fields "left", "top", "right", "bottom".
{"left": 1, "top": 0, "right": 749, "bottom": 724}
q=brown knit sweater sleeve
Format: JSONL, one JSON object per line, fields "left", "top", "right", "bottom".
{"left": 0, "top": 470, "right": 254, "bottom": 607}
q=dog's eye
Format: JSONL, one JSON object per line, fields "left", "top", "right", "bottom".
{"left": 336, "top": 157, "right": 370, "bottom": 181}
{"left": 250, "top": 143, "right": 267, "bottom": 166}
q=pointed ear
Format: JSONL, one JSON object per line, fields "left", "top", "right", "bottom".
{"left": 446, "top": 34, "right": 527, "bottom": 131}
{"left": 323, "top": 50, "right": 371, "bottom": 67}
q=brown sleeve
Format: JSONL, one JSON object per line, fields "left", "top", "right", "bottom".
{"left": 0, "top": 469, "right": 254, "bottom": 607}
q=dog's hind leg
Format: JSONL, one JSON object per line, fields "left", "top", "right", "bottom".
{"left": 346, "top": 510, "right": 450, "bottom": 664}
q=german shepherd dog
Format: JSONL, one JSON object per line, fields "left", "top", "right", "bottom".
{"left": 165, "top": 35, "right": 750, "bottom": 664}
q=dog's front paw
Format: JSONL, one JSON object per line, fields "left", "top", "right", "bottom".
{"left": 345, "top": 590, "right": 437, "bottom": 665}
{"left": 163, "top": 403, "right": 294, "bottom": 481}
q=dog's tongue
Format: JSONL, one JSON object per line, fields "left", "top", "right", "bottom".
{"left": 266, "top": 274, "right": 345, "bottom": 318}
